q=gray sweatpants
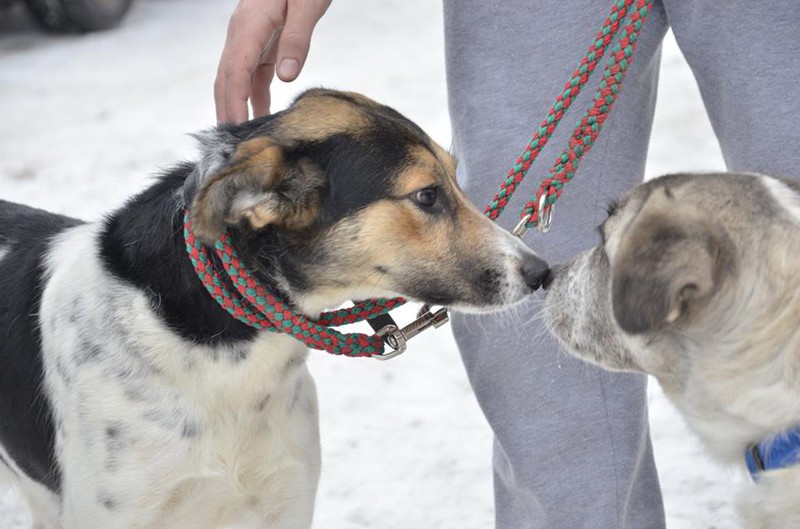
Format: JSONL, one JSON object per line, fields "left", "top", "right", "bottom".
{"left": 442, "top": 1, "right": 800, "bottom": 527}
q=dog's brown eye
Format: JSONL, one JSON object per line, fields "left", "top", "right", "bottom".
{"left": 414, "top": 187, "right": 438, "bottom": 207}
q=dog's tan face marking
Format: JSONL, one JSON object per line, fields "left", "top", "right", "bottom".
{"left": 388, "top": 143, "right": 459, "bottom": 193}
{"left": 291, "top": 139, "right": 537, "bottom": 312}
{"left": 276, "top": 93, "right": 371, "bottom": 142}
{"left": 191, "top": 89, "right": 543, "bottom": 314}
{"left": 545, "top": 172, "right": 800, "bottom": 460}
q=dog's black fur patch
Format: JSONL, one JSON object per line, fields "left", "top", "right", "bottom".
{"left": 0, "top": 200, "right": 81, "bottom": 492}
{"left": 100, "top": 167, "right": 258, "bottom": 346}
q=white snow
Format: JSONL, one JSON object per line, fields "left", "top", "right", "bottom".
{"left": 0, "top": 0, "right": 741, "bottom": 527}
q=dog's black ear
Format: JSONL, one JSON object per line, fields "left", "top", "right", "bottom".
{"left": 611, "top": 188, "right": 732, "bottom": 334}
{"left": 190, "top": 135, "right": 324, "bottom": 243}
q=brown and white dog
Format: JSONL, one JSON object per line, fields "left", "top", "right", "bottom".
{"left": 545, "top": 172, "right": 800, "bottom": 528}
{"left": 0, "top": 89, "right": 549, "bottom": 529}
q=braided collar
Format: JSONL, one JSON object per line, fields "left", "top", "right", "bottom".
{"left": 182, "top": 211, "right": 405, "bottom": 357}
{"left": 745, "top": 424, "right": 800, "bottom": 480}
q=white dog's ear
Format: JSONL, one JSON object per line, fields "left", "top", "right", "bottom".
{"left": 190, "top": 135, "right": 324, "bottom": 243}
{"left": 611, "top": 187, "right": 734, "bottom": 334}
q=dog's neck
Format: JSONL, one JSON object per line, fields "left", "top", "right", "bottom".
{"left": 99, "top": 164, "right": 303, "bottom": 346}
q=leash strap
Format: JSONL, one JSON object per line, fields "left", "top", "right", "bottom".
{"left": 184, "top": 0, "right": 654, "bottom": 357}
{"left": 365, "top": 312, "right": 399, "bottom": 334}
{"left": 483, "top": 0, "right": 653, "bottom": 233}
{"left": 522, "top": 0, "right": 652, "bottom": 231}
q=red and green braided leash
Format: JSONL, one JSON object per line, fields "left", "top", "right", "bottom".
{"left": 184, "top": 0, "right": 653, "bottom": 357}
{"left": 485, "top": 0, "right": 653, "bottom": 227}
{"left": 184, "top": 217, "right": 405, "bottom": 356}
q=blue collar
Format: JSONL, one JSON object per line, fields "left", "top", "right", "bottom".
{"left": 745, "top": 424, "right": 800, "bottom": 480}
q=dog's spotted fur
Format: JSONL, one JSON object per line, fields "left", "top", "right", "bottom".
{"left": 545, "top": 172, "right": 800, "bottom": 528}
{"left": 0, "top": 89, "right": 547, "bottom": 528}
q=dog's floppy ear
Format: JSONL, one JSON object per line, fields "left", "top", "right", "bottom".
{"left": 190, "top": 135, "right": 324, "bottom": 243}
{"left": 611, "top": 187, "right": 732, "bottom": 334}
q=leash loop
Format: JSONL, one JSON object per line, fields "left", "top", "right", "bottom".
{"left": 515, "top": 193, "right": 554, "bottom": 238}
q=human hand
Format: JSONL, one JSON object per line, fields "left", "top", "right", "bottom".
{"left": 215, "top": 0, "right": 332, "bottom": 124}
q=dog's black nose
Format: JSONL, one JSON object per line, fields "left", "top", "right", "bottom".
{"left": 522, "top": 255, "right": 550, "bottom": 291}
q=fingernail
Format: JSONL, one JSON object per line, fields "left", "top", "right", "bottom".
{"left": 278, "top": 58, "right": 300, "bottom": 80}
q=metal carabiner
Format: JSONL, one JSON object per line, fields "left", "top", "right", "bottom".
{"left": 537, "top": 193, "right": 555, "bottom": 234}
{"left": 512, "top": 193, "right": 555, "bottom": 238}
{"left": 375, "top": 304, "right": 450, "bottom": 360}
{"left": 375, "top": 324, "right": 408, "bottom": 360}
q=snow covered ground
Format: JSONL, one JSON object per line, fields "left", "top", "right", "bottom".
{"left": 1, "top": 0, "right": 742, "bottom": 527}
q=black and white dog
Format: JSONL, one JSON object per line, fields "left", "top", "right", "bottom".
{"left": 0, "top": 89, "right": 549, "bottom": 528}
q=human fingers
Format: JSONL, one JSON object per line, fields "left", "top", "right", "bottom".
{"left": 275, "top": 0, "right": 332, "bottom": 82}
{"left": 215, "top": 1, "right": 284, "bottom": 123}
{"left": 250, "top": 62, "right": 276, "bottom": 118}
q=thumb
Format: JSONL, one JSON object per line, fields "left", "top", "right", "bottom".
{"left": 275, "top": 0, "right": 331, "bottom": 82}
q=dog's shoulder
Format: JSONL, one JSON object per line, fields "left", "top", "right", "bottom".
{"left": 0, "top": 200, "right": 84, "bottom": 493}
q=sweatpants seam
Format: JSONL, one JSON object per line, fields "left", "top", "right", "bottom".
{"left": 598, "top": 373, "right": 623, "bottom": 528}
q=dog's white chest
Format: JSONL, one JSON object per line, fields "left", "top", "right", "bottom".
{"left": 39, "top": 225, "right": 321, "bottom": 528}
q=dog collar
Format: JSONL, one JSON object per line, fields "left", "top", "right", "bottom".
{"left": 182, "top": 211, "right": 411, "bottom": 357}
{"left": 745, "top": 424, "right": 800, "bottom": 480}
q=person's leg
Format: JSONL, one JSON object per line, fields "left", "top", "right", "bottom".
{"left": 663, "top": 0, "right": 800, "bottom": 178}
{"left": 443, "top": 1, "right": 669, "bottom": 528}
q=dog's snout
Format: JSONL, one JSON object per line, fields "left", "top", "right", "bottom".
{"left": 522, "top": 255, "right": 550, "bottom": 291}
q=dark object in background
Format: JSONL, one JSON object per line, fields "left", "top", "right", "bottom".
{"left": 25, "top": 0, "right": 132, "bottom": 32}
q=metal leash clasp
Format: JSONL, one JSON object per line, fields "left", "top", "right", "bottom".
{"left": 513, "top": 193, "right": 554, "bottom": 238}
{"left": 375, "top": 304, "right": 450, "bottom": 360}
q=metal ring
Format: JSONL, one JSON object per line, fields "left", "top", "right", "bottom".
{"left": 512, "top": 217, "right": 528, "bottom": 239}
{"left": 537, "top": 193, "right": 555, "bottom": 233}
{"left": 375, "top": 325, "right": 407, "bottom": 360}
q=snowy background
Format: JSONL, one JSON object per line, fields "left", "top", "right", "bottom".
{"left": 0, "top": 0, "right": 742, "bottom": 527}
